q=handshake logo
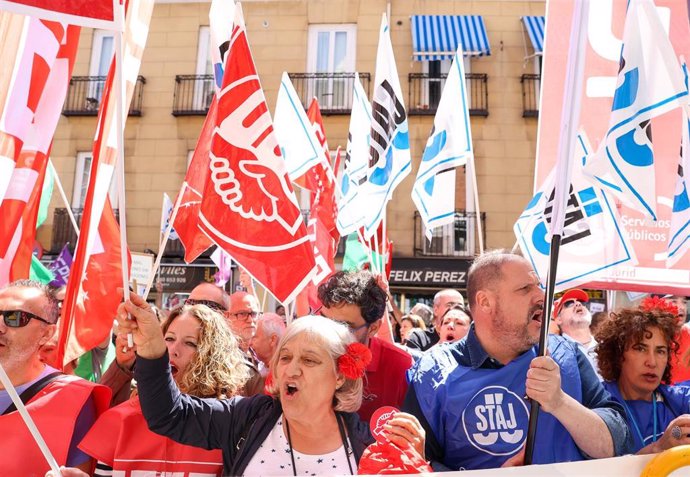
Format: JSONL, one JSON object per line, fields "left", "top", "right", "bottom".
{"left": 462, "top": 386, "right": 528, "bottom": 456}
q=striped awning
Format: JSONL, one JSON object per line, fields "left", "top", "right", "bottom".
{"left": 411, "top": 15, "right": 491, "bottom": 61}
{"left": 521, "top": 16, "right": 545, "bottom": 55}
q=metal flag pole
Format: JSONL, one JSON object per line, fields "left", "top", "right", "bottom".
{"left": 524, "top": 0, "right": 589, "bottom": 465}
{"left": 467, "top": 154, "right": 484, "bottom": 253}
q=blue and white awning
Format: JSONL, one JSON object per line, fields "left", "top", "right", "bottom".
{"left": 411, "top": 15, "right": 491, "bottom": 61}
{"left": 521, "top": 16, "right": 545, "bottom": 55}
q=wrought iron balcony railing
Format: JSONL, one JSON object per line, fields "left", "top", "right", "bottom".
{"left": 50, "top": 207, "right": 120, "bottom": 253}
{"left": 62, "top": 76, "right": 145, "bottom": 116}
{"left": 521, "top": 73, "right": 541, "bottom": 118}
{"left": 408, "top": 73, "right": 488, "bottom": 117}
{"left": 413, "top": 210, "right": 486, "bottom": 257}
{"left": 287, "top": 72, "right": 371, "bottom": 115}
{"left": 172, "top": 74, "right": 215, "bottom": 116}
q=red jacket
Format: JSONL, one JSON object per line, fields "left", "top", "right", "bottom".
{"left": 0, "top": 375, "right": 110, "bottom": 477}
{"left": 79, "top": 396, "right": 224, "bottom": 477}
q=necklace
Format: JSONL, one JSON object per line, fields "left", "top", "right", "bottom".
{"left": 283, "top": 415, "right": 354, "bottom": 477}
{"left": 620, "top": 390, "right": 658, "bottom": 447}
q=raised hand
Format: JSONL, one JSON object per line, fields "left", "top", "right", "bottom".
{"left": 116, "top": 291, "right": 166, "bottom": 359}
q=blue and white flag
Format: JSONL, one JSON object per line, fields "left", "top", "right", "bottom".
{"left": 360, "top": 13, "right": 411, "bottom": 238}
{"left": 412, "top": 48, "right": 473, "bottom": 240}
{"left": 583, "top": 0, "right": 688, "bottom": 220}
{"left": 336, "top": 72, "right": 371, "bottom": 236}
{"left": 667, "top": 102, "right": 690, "bottom": 267}
{"left": 161, "top": 192, "right": 178, "bottom": 241}
{"left": 515, "top": 131, "right": 637, "bottom": 290}
{"left": 273, "top": 72, "right": 323, "bottom": 182}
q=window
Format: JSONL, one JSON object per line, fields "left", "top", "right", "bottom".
{"left": 88, "top": 30, "right": 114, "bottom": 106}
{"left": 421, "top": 58, "right": 471, "bottom": 110}
{"left": 72, "top": 152, "right": 118, "bottom": 209}
{"left": 307, "top": 24, "right": 356, "bottom": 110}
{"left": 194, "top": 26, "right": 215, "bottom": 111}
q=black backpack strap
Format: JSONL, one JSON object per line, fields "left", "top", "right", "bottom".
{"left": 2, "top": 371, "right": 64, "bottom": 416}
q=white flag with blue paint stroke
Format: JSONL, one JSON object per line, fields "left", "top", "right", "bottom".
{"left": 667, "top": 103, "right": 690, "bottom": 266}
{"left": 583, "top": 0, "right": 688, "bottom": 221}
{"left": 336, "top": 72, "right": 371, "bottom": 236}
{"left": 274, "top": 72, "right": 323, "bottom": 182}
{"left": 361, "top": 13, "right": 411, "bottom": 238}
{"left": 515, "top": 131, "right": 637, "bottom": 291}
{"left": 412, "top": 48, "right": 473, "bottom": 240}
{"left": 209, "top": 0, "right": 235, "bottom": 91}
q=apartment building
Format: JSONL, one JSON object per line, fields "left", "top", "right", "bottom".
{"left": 43, "top": 0, "right": 545, "bottom": 309}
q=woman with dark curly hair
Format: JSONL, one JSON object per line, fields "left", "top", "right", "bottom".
{"left": 596, "top": 297, "right": 690, "bottom": 454}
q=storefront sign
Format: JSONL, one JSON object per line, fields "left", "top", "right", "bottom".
{"left": 389, "top": 258, "right": 471, "bottom": 289}
{"left": 159, "top": 264, "right": 217, "bottom": 292}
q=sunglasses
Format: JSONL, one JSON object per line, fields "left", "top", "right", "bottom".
{"left": 184, "top": 298, "right": 227, "bottom": 312}
{"left": 1, "top": 309, "right": 52, "bottom": 328}
{"left": 562, "top": 299, "right": 584, "bottom": 309}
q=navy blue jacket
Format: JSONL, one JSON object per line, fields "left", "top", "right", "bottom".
{"left": 135, "top": 352, "right": 374, "bottom": 476}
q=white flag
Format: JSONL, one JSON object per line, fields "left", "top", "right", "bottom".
{"left": 583, "top": 0, "right": 688, "bottom": 220}
{"left": 515, "top": 131, "right": 637, "bottom": 290}
{"left": 336, "top": 72, "right": 371, "bottom": 236}
{"left": 360, "top": 13, "right": 411, "bottom": 238}
{"left": 412, "top": 48, "right": 473, "bottom": 239}
{"left": 161, "top": 192, "right": 178, "bottom": 241}
{"left": 273, "top": 72, "right": 323, "bottom": 182}
{"left": 667, "top": 104, "right": 690, "bottom": 266}
{"left": 209, "top": 0, "right": 235, "bottom": 91}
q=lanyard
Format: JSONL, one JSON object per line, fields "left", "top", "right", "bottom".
{"left": 621, "top": 392, "right": 658, "bottom": 446}
{"left": 284, "top": 414, "right": 354, "bottom": 476}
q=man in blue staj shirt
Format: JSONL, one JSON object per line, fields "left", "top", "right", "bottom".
{"left": 403, "top": 249, "right": 632, "bottom": 471}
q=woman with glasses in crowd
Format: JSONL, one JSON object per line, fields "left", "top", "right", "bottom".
{"left": 110, "top": 293, "right": 426, "bottom": 476}
{"left": 74, "top": 303, "right": 249, "bottom": 477}
{"left": 596, "top": 297, "right": 690, "bottom": 454}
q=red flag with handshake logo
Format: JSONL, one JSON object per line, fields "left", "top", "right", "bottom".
{"left": 197, "top": 4, "right": 316, "bottom": 304}
{"left": 0, "top": 0, "right": 122, "bottom": 30}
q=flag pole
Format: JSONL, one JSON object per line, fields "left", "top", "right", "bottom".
{"left": 0, "top": 363, "right": 61, "bottom": 475}
{"left": 467, "top": 155, "right": 484, "bottom": 253}
{"left": 381, "top": 211, "right": 387, "bottom": 274}
{"left": 113, "top": 4, "right": 132, "bottom": 347}
{"left": 48, "top": 160, "right": 79, "bottom": 236}
{"left": 143, "top": 182, "right": 188, "bottom": 300}
{"left": 523, "top": 0, "right": 588, "bottom": 465}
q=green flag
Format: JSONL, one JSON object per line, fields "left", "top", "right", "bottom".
{"left": 36, "top": 163, "right": 55, "bottom": 228}
{"left": 30, "top": 255, "right": 55, "bottom": 284}
{"left": 342, "top": 234, "right": 384, "bottom": 271}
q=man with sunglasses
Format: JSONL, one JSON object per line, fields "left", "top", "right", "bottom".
{"left": 0, "top": 280, "right": 110, "bottom": 475}
{"left": 317, "top": 270, "right": 413, "bottom": 421}
{"left": 553, "top": 289, "right": 600, "bottom": 377}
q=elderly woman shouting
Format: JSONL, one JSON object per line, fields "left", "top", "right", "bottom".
{"left": 596, "top": 297, "right": 690, "bottom": 454}
{"left": 117, "top": 293, "right": 425, "bottom": 476}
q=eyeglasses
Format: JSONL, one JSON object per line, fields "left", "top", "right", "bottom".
{"left": 562, "top": 299, "right": 584, "bottom": 309}
{"left": 184, "top": 298, "right": 227, "bottom": 312}
{"left": 229, "top": 310, "right": 261, "bottom": 320}
{"left": 1, "top": 309, "right": 52, "bottom": 328}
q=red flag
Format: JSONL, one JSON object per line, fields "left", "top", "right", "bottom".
{"left": 0, "top": 23, "right": 80, "bottom": 284}
{"left": 56, "top": 0, "right": 153, "bottom": 367}
{"left": 197, "top": 4, "right": 316, "bottom": 304}
{"left": 171, "top": 98, "right": 216, "bottom": 262}
{"left": 0, "top": 0, "right": 122, "bottom": 30}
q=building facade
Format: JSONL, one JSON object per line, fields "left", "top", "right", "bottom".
{"left": 43, "top": 0, "right": 545, "bottom": 309}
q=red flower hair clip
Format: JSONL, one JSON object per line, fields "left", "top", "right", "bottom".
{"left": 338, "top": 342, "right": 373, "bottom": 380}
{"left": 640, "top": 296, "right": 679, "bottom": 316}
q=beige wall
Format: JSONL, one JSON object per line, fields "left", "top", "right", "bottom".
{"left": 42, "top": 0, "right": 545, "bottom": 257}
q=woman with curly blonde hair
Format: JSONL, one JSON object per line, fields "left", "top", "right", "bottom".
{"left": 77, "top": 304, "right": 249, "bottom": 477}
{"left": 596, "top": 297, "right": 690, "bottom": 455}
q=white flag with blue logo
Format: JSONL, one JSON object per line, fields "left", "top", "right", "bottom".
{"left": 583, "top": 0, "right": 688, "bottom": 220}
{"left": 360, "top": 13, "right": 411, "bottom": 238}
{"left": 273, "top": 72, "right": 324, "bottom": 182}
{"left": 515, "top": 131, "right": 637, "bottom": 290}
{"left": 336, "top": 72, "right": 372, "bottom": 236}
{"left": 412, "top": 48, "right": 473, "bottom": 240}
{"left": 161, "top": 192, "right": 178, "bottom": 241}
{"left": 667, "top": 104, "right": 690, "bottom": 266}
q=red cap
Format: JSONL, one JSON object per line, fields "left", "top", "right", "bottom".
{"left": 553, "top": 289, "right": 589, "bottom": 319}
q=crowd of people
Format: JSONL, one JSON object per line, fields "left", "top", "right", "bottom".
{"left": 1, "top": 249, "right": 690, "bottom": 475}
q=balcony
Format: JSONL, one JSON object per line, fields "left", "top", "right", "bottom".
{"left": 172, "top": 74, "right": 215, "bottom": 116}
{"left": 521, "top": 73, "right": 540, "bottom": 118}
{"left": 50, "top": 207, "right": 119, "bottom": 253}
{"left": 408, "top": 73, "right": 488, "bottom": 117}
{"left": 62, "top": 76, "right": 145, "bottom": 117}
{"left": 287, "top": 73, "right": 371, "bottom": 115}
{"left": 413, "top": 210, "right": 486, "bottom": 257}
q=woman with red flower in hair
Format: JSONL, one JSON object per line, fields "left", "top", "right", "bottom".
{"left": 115, "top": 292, "right": 426, "bottom": 477}
{"left": 596, "top": 297, "right": 690, "bottom": 454}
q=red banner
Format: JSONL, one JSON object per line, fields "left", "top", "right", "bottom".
{"left": 198, "top": 4, "right": 316, "bottom": 304}
{"left": 536, "top": 0, "right": 690, "bottom": 295}
{"left": 0, "top": 0, "right": 121, "bottom": 30}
